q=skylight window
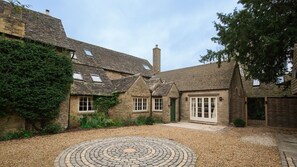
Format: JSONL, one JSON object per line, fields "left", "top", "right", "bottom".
{"left": 252, "top": 79, "right": 260, "bottom": 87}
{"left": 84, "top": 49, "right": 93, "bottom": 56}
{"left": 72, "top": 53, "right": 78, "bottom": 59}
{"left": 73, "top": 72, "right": 83, "bottom": 80}
{"left": 90, "top": 74, "right": 102, "bottom": 82}
{"left": 143, "top": 64, "right": 150, "bottom": 70}
{"left": 276, "top": 76, "right": 285, "bottom": 85}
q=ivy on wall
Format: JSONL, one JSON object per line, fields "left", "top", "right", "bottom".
{"left": 94, "top": 93, "right": 119, "bottom": 115}
{"left": 0, "top": 37, "right": 73, "bottom": 130}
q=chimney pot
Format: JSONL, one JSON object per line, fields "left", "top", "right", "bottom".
{"left": 45, "top": 9, "right": 50, "bottom": 15}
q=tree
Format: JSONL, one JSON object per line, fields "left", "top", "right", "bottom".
{"left": 0, "top": 37, "right": 73, "bottom": 130}
{"left": 200, "top": 0, "right": 297, "bottom": 83}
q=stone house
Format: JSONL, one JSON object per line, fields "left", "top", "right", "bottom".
{"left": 0, "top": 1, "right": 73, "bottom": 131}
{"left": 0, "top": 1, "right": 248, "bottom": 131}
{"left": 155, "top": 61, "right": 246, "bottom": 125}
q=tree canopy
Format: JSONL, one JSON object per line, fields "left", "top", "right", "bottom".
{"left": 200, "top": 0, "right": 297, "bottom": 83}
{"left": 0, "top": 37, "right": 73, "bottom": 129}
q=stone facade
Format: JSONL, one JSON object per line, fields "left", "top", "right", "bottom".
{"left": 55, "top": 95, "right": 70, "bottom": 130}
{"left": 109, "top": 76, "right": 151, "bottom": 120}
{"left": 180, "top": 90, "right": 230, "bottom": 125}
{"left": 292, "top": 44, "right": 297, "bottom": 95}
{"left": 105, "top": 70, "right": 130, "bottom": 80}
{"left": 0, "top": 114, "right": 25, "bottom": 134}
{"left": 229, "top": 65, "right": 246, "bottom": 123}
{"left": 152, "top": 84, "right": 180, "bottom": 123}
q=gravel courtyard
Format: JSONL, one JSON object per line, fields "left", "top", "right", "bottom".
{"left": 0, "top": 125, "right": 284, "bottom": 167}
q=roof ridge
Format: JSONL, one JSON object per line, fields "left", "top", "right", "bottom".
{"left": 67, "top": 37, "right": 149, "bottom": 62}
{"left": 158, "top": 61, "right": 235, "bottom": 74}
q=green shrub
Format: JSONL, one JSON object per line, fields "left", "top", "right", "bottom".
{"left": 0, "top": 129, "right": 33, "bottom": 141}
{"left": 122, "top": 118, "right": 137, "bottom": 126}
{"left": 233, "top": 118, "right": 246, "bottom": 127}
{"left": 41, "top": 123, "right": 61, "bottom": 134}
{"left": 135, "top": 115, "right": 147, "bottom": 125}
{"left": 80, "top": 112, "right": 114, "bottom": 129}
{"left": 145, "top": 116, "right": 155, "bottom": 125}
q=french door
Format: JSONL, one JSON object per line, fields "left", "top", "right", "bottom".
{"left": 190, "top": 97, "right": 217, "bottom": 123}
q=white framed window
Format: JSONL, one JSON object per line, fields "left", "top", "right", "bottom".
{"left": 153, "top": 98, "right": 163, "bottom": 111}
{"left": 190, "top": 97, "right": 217, "bottom": 123}
{"left": 143, "top": 64, "right": 150, "bottom": 70}
{"left": 79, "top": 96, "right": 94, "bottom": 112}
{"left": 73, "top": 72, "right": 83, "bottom": 80}
{"left": 252, "top": 79, "right": 260, "bottom": 87}
{"left": 276, "top": 76, "right": 284, "bottom": 85}
{"left": 90, "top": 74, "right": 102, "bottom": 82}
{"left": 133, "top": 98, "right": 148, "bottom": 111}
{"left": 84, "top": 49, "right": 93, "bottom": 56}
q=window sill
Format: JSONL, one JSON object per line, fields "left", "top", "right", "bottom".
{"left": 153, "top": 110, "right": 163, "bottom": 112}
{"left": 132, "top": 111, "right": 149, "bottom": 114}
{"left": 78, "top": 111, "right": 95, "bottom": 114}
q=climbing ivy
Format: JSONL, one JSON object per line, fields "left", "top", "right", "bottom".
{"left": 93, "top": 93, "right": 119, "bottom": 115}
{"left": 0, "top": 37, "right": 73, "bottom": 130}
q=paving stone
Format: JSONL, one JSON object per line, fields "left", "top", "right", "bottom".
{"left": 54, "top": 136, "right": 197, "bottom": 167}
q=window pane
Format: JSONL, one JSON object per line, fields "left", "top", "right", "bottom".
{"left": 143, "top": 99, "right": 147, "bottom": 110}
{"left": 211, "top": 98, "right": 216, "bottom": 118}
{"left": 204, "top": 98, "right": 209, "bottom": 118}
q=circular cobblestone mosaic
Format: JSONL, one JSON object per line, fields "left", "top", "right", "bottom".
{"left": 54, "top": 136, "right": 197, "bottom": 167}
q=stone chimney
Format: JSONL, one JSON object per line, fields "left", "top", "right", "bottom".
{"left": 45, "top": 9, "right": 50, "bottom": 15}
{"left": 153, "top": 44, "right": 161, "bottom": 74}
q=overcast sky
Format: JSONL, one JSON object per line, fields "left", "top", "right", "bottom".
{"left": 19, "top": 0, "right": 240, "bottom": 71}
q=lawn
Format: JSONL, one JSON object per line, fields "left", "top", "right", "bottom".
{"left": 0, "top": 125, "right": 281, "bottom": 167}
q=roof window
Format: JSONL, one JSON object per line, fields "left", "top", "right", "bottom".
{"left": 143, "top": 64, "right": 150, "bottom": 70}
{"left": 84, "top": 49, "right": 93, "bottom": 56}
{"left": 276, "top": 76, "right": 284, "bottom": 85}
{"left": 90, "top": 74, "right": 102, "bottom": 82}
{"left": 73, "top": 72, "right": 83, "bottom": 80}
{"left": 252, "top": 79, "right": 260, "bottom": 87}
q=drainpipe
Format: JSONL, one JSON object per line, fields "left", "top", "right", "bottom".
{"left": 178, "top": 92, "right": 182, "bottom": 122}
{"left": 67, "top": 94, "right": 71, "bottom": 130}
{"left": 149, "top": 90, "right": 153, "bottom": 117}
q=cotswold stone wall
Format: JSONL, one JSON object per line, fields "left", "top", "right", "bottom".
{"left": 0, "top": 114, "right": 25, "bottom": 134}
{"left": 55, "top": 95, "right": 70, "bottom": 130}
{"left": 152, "top": 85, "right": 179, "bottom": 123}
{"left": 229, "top": 66, "right": 246, "bottom": 123}
{"left": 180, "top": 90, "right": 230, "bottom": 126}
{"left": 109, "top": 77, "right": 151, "bottom": 120}
{"left": 105, "top": 70, "right": 130, "bottom": 80}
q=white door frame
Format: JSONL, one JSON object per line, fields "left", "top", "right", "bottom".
{"left": 190, "top": 97, "right": 218, "bottom": 123}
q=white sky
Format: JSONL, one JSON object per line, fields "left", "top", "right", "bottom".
{"left": 19, "top": 0, "right": 240, "bottom": 71}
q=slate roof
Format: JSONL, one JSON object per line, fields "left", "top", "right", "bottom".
{"left": 111, "top": 75, "right": 140, "bottom": 93}
{"left": 71, "top": 63, "right": 114, "bottom": 95}
{"left": 242, "top": 75, "right": 294, "bottom": 97}
{"left": 0, "top": 1, "right": 71, "bottom": 50}
{"left": 152, "top": 83, "right": 174, "bottom": 96}
{"left": 155, "top": 61, "right": 236, "bottom": 91}
{"left": 68, "top": 38, "right": 153, "bottom": 77}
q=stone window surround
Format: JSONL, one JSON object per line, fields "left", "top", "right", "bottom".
{"left": 153, "top": 98, "right": 163, "bottom": 112}
{"left": 133, "top": 97, "right": 148, "bottom": 112}
{"left": 78, "top": 96, "right": 94, "bottom": 113}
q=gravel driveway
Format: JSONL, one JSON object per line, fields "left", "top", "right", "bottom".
{"left": 0, "top": 125, "right": 282, "bottom": 167}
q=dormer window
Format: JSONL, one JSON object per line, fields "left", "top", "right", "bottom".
{"left": 70, "top": 51, "right": 77, "bottom": 59}
{"left": 276, "top": 76, "right": 285, "bottom": 85}
{"left": 252, "top": 79, "right": 260, "bottom": 87}
{"left": 143, "top": 64, "right": 150, "bottom": 70}
{"left": 84, "top": 49, "right": 93, "bottom": 56}
{"left": 90, "top": 74, "right": 102, "bottom": 82}
{"left": 73, "top": 72, "right": 83, "bottom": 80}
